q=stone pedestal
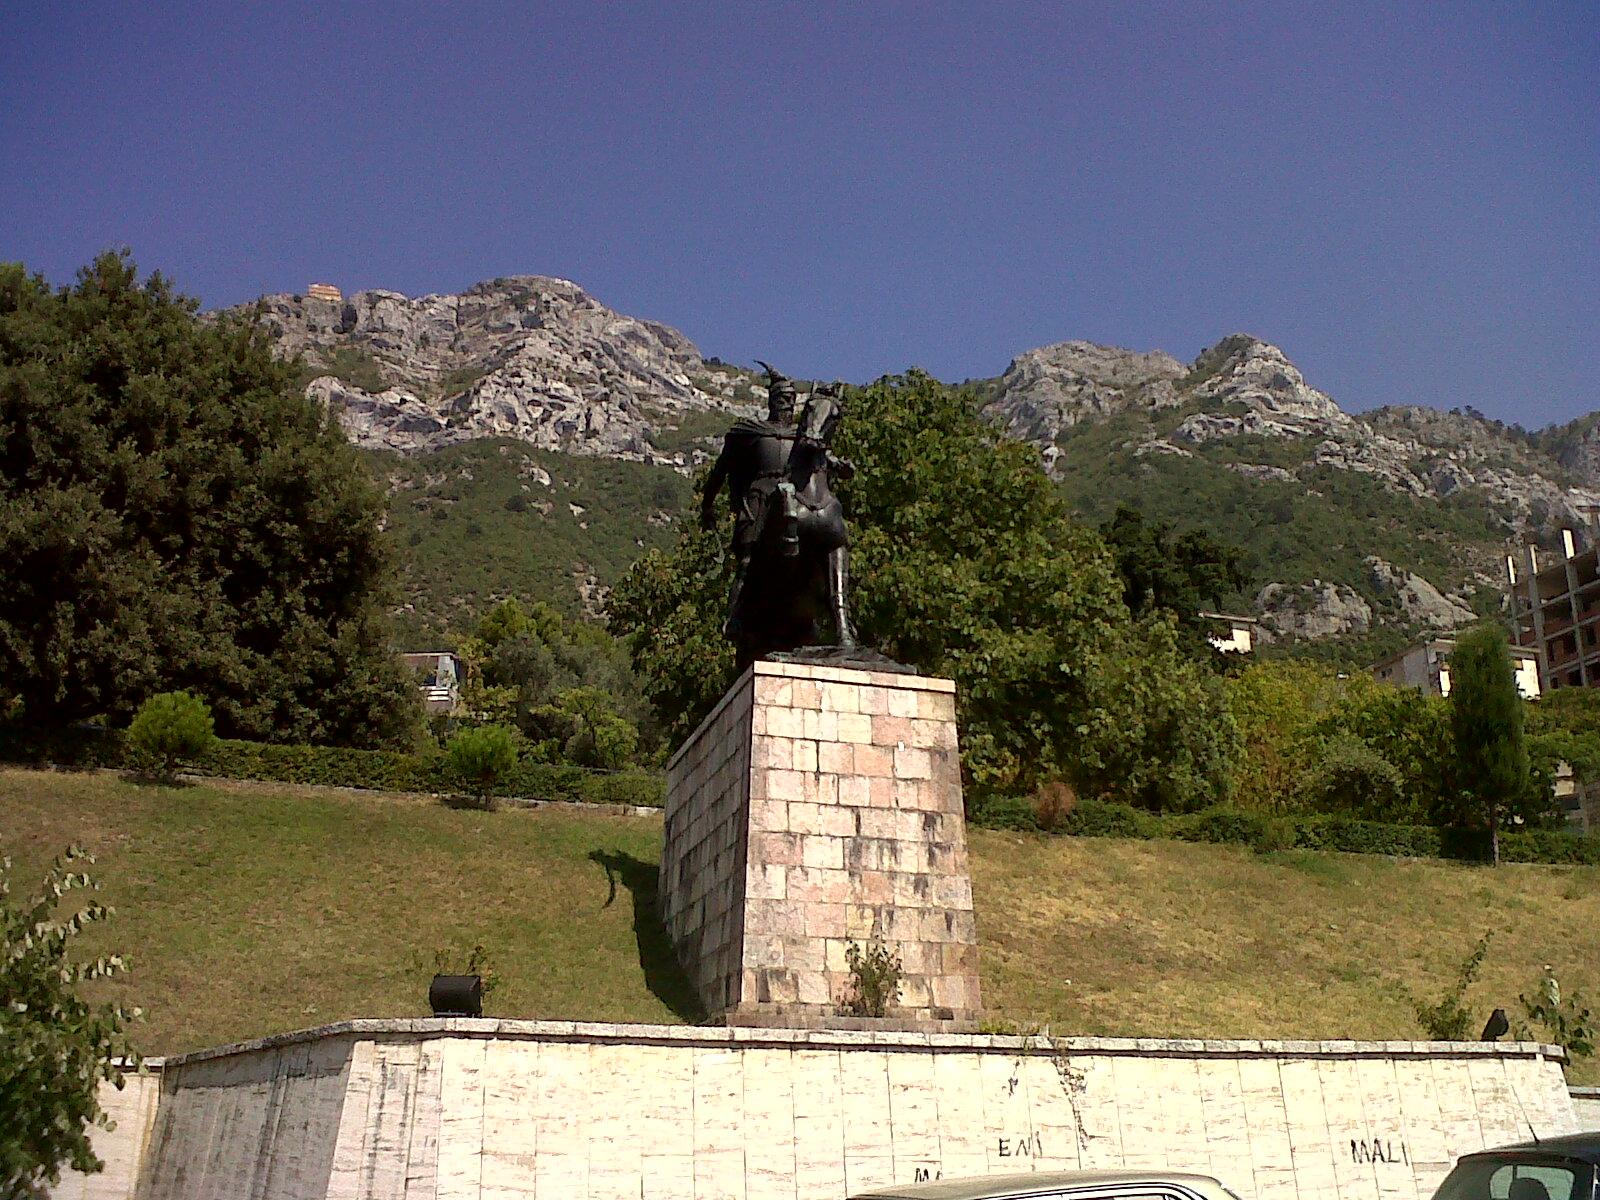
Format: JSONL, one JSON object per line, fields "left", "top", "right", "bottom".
{"left": 660, "top": 659, "right": 983, "bottom": 1024}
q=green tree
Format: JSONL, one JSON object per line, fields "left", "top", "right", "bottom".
{"left": 1226, "top": 660, "right": 1373, "bottom": 812}
{"left": 444, "top": 724, "right": 519, "bottom": 806}
{"left": 457, "top": 599, "right": 647, "bottom": 763}
{"left": 0, "top": 253, "right": 418, "bottom": 747}
{"left": 1071, "top": 614, "right": 1240, "bottom": 812}
{"left": 534, "top": 687, "right": 639, "bottom": 770}
{"left": 1448, "top": 624, "right": 1531, "bottom": 863}
{"left": 1524, "top": 686, "right": 1600, "bottom": 806}
{"left": 126, "top": 690, "right": 216, "bottom": 780}
{"left": 1098, "top": 505, "right": 1250, "bottom": 659}
{"left": 612, "top": 370, "right": 1238, "bottom": 802}
{"left": 1310, "top": 685, "right": 1454, "bottom": 823}
{"left": 1, "top": 847, "right": 138, "bottom": 1194}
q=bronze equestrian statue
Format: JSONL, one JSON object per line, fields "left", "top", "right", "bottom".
{"left": 700, "top": 364, "right": 857, "bottom": 670}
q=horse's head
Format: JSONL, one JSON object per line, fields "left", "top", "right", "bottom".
{"left": 795, "top": 384, "right": 844, "bottom": 449}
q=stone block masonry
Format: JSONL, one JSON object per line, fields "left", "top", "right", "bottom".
{"left": 661, "top": 660, "right": 982, "bottom": 1023}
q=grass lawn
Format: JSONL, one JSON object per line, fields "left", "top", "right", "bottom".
{"left": 0, "top": 767, "right": 697, "bottom": 1055}
{"left": 3, "top": 767, "right": 1596, "bottom": 1083}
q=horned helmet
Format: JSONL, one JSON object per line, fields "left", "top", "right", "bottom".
{"left": 755, "top": 360, "right": 798, "bottom": 423}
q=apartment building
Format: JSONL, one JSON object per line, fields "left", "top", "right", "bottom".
{"left": 1506, "top": 530, "right": 1600, "bottom": 692}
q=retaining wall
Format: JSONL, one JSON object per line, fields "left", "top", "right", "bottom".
{"left": 45, "top": 1064, "right": 163, "bottom": 1200}
{"left": 119, "top": 1018, "right": 1576, "bottom": 1200}
{"left": 1572, "top": 1085, "right": 1600, "bottom": 1129}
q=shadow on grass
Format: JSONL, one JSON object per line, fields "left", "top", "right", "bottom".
{"left": 588, "top": 849, "right": 705, "bottom": 1023}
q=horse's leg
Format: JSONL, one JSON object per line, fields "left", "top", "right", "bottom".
{"left": 828, "top": 545, "right": 856, "bottom": 648}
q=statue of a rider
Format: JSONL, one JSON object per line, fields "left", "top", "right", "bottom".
{"left": 700, "top": 363, "right": 856, "bottom": 667}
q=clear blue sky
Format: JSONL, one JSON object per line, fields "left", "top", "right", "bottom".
{"left": 3, "top": 2, "right": 1596, "bottom": 426}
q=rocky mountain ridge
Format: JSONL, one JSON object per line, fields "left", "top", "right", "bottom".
{"left": 228, "top": 277, "right": 1600, "bottom": 648}
{"left": 991, "top": 334, "right": 1600, "bottom": 525}
{"left": 986, "top": 333, "right": 1600, "bottom": 643}
{"left": 239, "top": 276, "right": 757, "bottom": 466}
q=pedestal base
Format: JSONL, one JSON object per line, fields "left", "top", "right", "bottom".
{"left": 660, "top": 659, "right": 983, "bottom": 1025}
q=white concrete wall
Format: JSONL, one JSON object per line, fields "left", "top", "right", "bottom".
{"left": 1572, "top": 1086, "right": 1600, "bottom": 1130}
{"left": 126, "top": 1019, "right": 1577, "bottom": 1200}
{"left": 44, "top": 1066, "right": 162, "bottom": 1200}
{"left": 137, "top": 1032, "right": 356, "bottom": 1200}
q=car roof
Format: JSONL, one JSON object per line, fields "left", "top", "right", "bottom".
{"left": 1459, "top": 1132, "right": 1600, "bottom": 1167}
{"left": 850, "top": 1168, "right": 1233, "bottom": 1200}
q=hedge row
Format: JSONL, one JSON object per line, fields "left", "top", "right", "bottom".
{"left": 967, "top": 795, "right": 1600, "bottom": 866}
{"left": 0, "top": 725, "right": 665, "bottom": 809}
{"left": 5, "top": 724, "right": 1593, "bottom": 862}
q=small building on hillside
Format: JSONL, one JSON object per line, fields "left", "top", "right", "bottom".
{"left": 306, "top": 282, "right": 343, "bottom": 304}
{"left": 1552, "top": 761, "right": 1600, "bottom": 836}
{"left": 1370, "top": 637, "right": 1541, "bottom": 700}
{"left": 1200, "top": 611, "right": 1258, "bottom": 654}
{"left": 401, "top": 651, "right": 464, "bottom": 714}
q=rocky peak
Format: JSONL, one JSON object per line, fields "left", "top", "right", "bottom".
{"left": 234, "top": 276, "right": 754, "bottom": 463}
{"left": 984, "top": 340, "right": 1186, "bottom": 445}
{"left": 1175, "top": 334, "right": 1351, "bottom": 443}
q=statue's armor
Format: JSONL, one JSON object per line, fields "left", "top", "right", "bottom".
{"left": 700, "top": 375, "right": 855, "bottom": 664}
{"left": 720, "top": 417, "right": 794, "bottom": 553}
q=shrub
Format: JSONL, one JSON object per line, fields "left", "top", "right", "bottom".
{"left": 1517, "top": 967, "right": 1595, "bottom": 1062}
{"left": 1414, "top": 932, "right": 1492, "bottom": 1040}
{"left": 0, "top": 723, "right": 125, "bottom": 769}
{"left": 126, "top": 691, "right": 216, "bottom": 780}
{"left": 1302, "top": 735, "right": 1407, "bottom": 821}
{"left": 1501, "top": 828, "right": 1600, "bottom": 866}
{"left": 578, "top": 772, "right": 665, "bottom": 809}
{"left": 1032, "top": 779, "right": 1079, "bottom": 832}
{"left": 1297, "top": 816, "right": 1442, "bottom": 859}
{"left": 1059, "top": 798, "right": 1162, "bottom": 840}
{"left": 966, "top": 794, "right": 1041, "bottom": 832}
{"left": 843, "top": 939, "right": 903, "bottom": 1018}
{"left": 1170, "top": 807, "right": 1269, "bottom": 846}
{"left": 445, "top": 725, "right": 518, "bottom": 807}
{"left": 1, "top": 848, "right": 138, "bottom": 1193}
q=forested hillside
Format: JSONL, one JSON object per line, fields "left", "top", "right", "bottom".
{"left": 373, "top": 440, "right": 691, "bottom": 644}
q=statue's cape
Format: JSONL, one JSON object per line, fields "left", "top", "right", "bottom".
{"left": 725, "top": 416, "right": 794, "bottom": 440}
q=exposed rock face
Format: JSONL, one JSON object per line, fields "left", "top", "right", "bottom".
{"left": 984, "top": 331, "right": 1600, "bottom": 643}
{"left": 1255, "top": 581, "right": 1373, "bottom": 641}
{"left": 986, "top": 341, "right": 1186, "bottom": 444}
{"left": 991, "top": 333, "right": 1600, "bottom": 530}
{"left": 1364, "top": 556, "right": 1475, "bottom": 629}
{"left": 234, "top": 277, "right": 755, "bottom": 463}
{"left": 219, "top": 275, "right": 1600, "bottom": 649}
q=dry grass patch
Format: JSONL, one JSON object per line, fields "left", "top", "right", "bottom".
{"left": 970, "top": 829, "right": 1600, "bottom": 1081}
